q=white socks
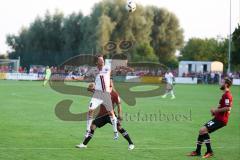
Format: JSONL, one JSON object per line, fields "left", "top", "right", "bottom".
{"left": 110, "top": 116, "right": 118, "bottom": 132}
{"left": 86, "top": 114, "right": 93, "bottom": 132}
{"left": 170, "top": 90, "right": 175, "bottom": 97}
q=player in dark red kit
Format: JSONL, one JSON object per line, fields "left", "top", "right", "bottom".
{"left": 76, "top": 86, "right": 135, "bottom": 150}
{"left": 188, "top": 78, "right": 233, "bottom": 158}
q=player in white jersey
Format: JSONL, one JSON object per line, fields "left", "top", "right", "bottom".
{"left": 162, "top": 70, "right": 176, "bottom": 99}
{"left": 83, "top": 55, "right": 118, "bottom": 140}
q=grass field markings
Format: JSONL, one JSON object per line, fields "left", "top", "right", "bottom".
{"left": 0, "top": 146, "right": 232, "bottom": 150}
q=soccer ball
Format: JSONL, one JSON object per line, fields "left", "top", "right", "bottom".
{"left": 126, "top": 0, "right": 136, "bottom": 13}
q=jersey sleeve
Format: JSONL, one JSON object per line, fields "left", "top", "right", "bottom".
{"left": 224, "top": 94, "right": 233, "bottom": 107}
{"left": 105, "top": 65, "right": 111, "bottom": 72}
{"left": 84, "top": 68, "right": 97, "bottom": 82}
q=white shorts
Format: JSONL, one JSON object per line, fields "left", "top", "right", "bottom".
{"left": 88, "top": 90, "right": 113, "bottom": 111}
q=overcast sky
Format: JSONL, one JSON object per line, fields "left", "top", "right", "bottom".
{"left": 0, "top": 0, "right": 239, "bottom": 54}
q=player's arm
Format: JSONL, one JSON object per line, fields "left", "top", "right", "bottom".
{"left": 215, "top": 107, "right": 231, "bottom": 113}
{"left": 211, "top": 107, "right": 231, "bottom": 116}
{"left": 211, "top": 98, "right": 232, "bottom": 114}
{"left": 83, "top": 68, "right": 95, "bottom": 82}
{"left": 110, "top": 77, "right": 114, "bottom": 90}
{"left": 116, "top": 102, "right": 123, "bottom": 121}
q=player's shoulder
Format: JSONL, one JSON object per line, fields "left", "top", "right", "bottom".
{"left": 225, "top": 91, "right": 232, "bottom": 98}
{"left": 88, "top": 67, "right": 98, "bottom": 73}
{"left": 111, "top": 90, "right": 120, "bottom": 98}
{"left": 103, "top": 65, "right": 111, "bottom": 71}
{"left": 225, "top": 91, "right": 233, "bottom": 99}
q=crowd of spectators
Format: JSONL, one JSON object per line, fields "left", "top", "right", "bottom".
{"left": 1, "top": 64, "right": 240, "bottom": 82}
{"left": 181, "top": 71, "right": 240, "bottom": 84}
{"left": 0, "top": 66, "right": 14, "bottom": 72}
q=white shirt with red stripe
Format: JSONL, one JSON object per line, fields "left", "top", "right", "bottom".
{"left": 94, "top": 65, "right": 111, "bottom": 93}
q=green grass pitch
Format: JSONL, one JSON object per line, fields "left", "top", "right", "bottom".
{"left": 0, "top": 80, "right": 239, "bottom": 160}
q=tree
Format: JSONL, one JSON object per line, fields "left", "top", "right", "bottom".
{"left": 63, "top": 12, "right": 84, "bottom": 57}
{"left": 231, "top": 24, "right": 240, "bottom": 70}
{"left": 95, "top": 15, "right": 116, "bottom": 52}
{"left": 0, "top": 54, "right": 7, "bottom": 59}
{"left": 6, "top": 0, "right": 184, "bottom": 67}
{"left": 133, "top": 42, "right": 158, "bottom": 62}
{"left": 150, "top": 7, "right": 184, "bottom": 64}
{"left": 180, "top": 38, "right": 229, "bottom": 69}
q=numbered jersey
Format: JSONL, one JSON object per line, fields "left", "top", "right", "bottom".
{"left": 86, "top": 65, "right": 111, "bottom": 93}
{"left": 215, "top": 90, "right": 233, "bottom": 125}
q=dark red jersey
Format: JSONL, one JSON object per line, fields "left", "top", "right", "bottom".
{"left": 215, "top": 90, "right": 233, "bottom": 125}
{"left": 98, "top": 90, "right": 121, "bottom": 116}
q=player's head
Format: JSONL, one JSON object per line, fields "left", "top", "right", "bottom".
{"left": 220, "top": 77, "right": 232, "bottom": 90}
{"left": 96, "top": 54, "right": 104, "bottom": 67}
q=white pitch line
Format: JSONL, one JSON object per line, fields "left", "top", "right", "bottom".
{"left": 0, "top": 146, "right": 230, "bottom": 150}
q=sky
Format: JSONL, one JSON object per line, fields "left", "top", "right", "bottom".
{"left": 0, "top": 0, "right": 239, "bottom": 54}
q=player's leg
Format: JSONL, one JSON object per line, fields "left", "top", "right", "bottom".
{"left": 189, "top": 119, "right": 224, "bottom": 157}
{"left": 201, "top": 119, "right": 225, "bottom": 158}
{"left": 43, "top": 78, "right": 49, "bottom": 86}
{"left": 86, "top": 109, "right": 94, "bottom": 133}
{"left": 161, "top": 89, "right": 169, "bottom": 98}
{"left": 108, "top": 110, "right": 118, "bottom": 140}
{"left": 117, "top": 122, "right": 134, "bottom": 150}
{"left": 83, "top": 124, "right": 97, "bottom": 146}
{"left": 162, "top": 83, "right": 171, "bottom": 98}
{"left": 102, "top": 92, "right": 118, "bottom": 140}
{"left": 76, "top": 123, "right": 97, "bottom": 148}
{"left": 170, "top": 86, "right": 175, "bottom": 99}
{"left": 76, "top": 115, "right": 110, "bottom": 148}
{"left": 188, "top": 126, "right": 207, "bottom": 156}
{"left": 86, "top": 98, "right": 102, "bottom": 135}
{"left": 198, "top": 126, "right": 214, "bottom": 158}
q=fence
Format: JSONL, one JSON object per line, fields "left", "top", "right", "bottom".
{"left": 1, "top": 73, "right": 240, "bottom": 85}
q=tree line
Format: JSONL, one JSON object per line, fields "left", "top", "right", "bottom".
{"left": 5, "top": 0, "right": 239, "bottom": 71}
{"left": 6, "top": 0, "right": 183, "bottom": 67}
{"left": 180, "top": 24, "right": 240, "bottom": 71}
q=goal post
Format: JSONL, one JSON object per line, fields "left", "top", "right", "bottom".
{"left": 0, "top": 57, "right": 20, "bottom": 72}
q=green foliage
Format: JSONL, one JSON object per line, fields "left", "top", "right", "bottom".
{"left": 133, "top": 42, "right": 158, "bottom": 62}
{"left": 0, "top": 54, "right": 8, "bottom": 59}
{"left": 232, "top": 24, "right": 240, "bottom": 70}
{"left": 6, "top": 0, "right": 184, "bottom": 66}
{"left": 180, "top": 38, "right": 230, "bottom": 70}
{"left": 150, "top": 7, "right": 184, "bottom": 64}
{"left": 180, "top": 25, "right": 240, "bottom": 71}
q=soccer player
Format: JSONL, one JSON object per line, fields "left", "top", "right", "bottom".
{"left": 161, "top": 70, "right": 175, "bottom": 99}
{"left": 43, "top": 66, "right": 51, "bottom": 86}
{"left": 84, "top": 55, "right": 118, "bottom": 140}
{"left": 188, "top": 78, "right": 233, "bottom": 158}
{"left": 76, "top": 88, "right": 135, "bottom": 150}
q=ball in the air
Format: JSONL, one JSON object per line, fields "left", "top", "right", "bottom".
{"left": 126, "top": 0, "right": 136, "bottom": 13}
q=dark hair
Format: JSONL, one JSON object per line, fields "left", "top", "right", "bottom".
{"left": 94, "top": 54, "right": 104, "bottom": 64}
{"left": 224, "top": 77, "right": 232, "bottom": 87}
{"left": 97, "top": 54, "right": 103, "bottom": 58}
